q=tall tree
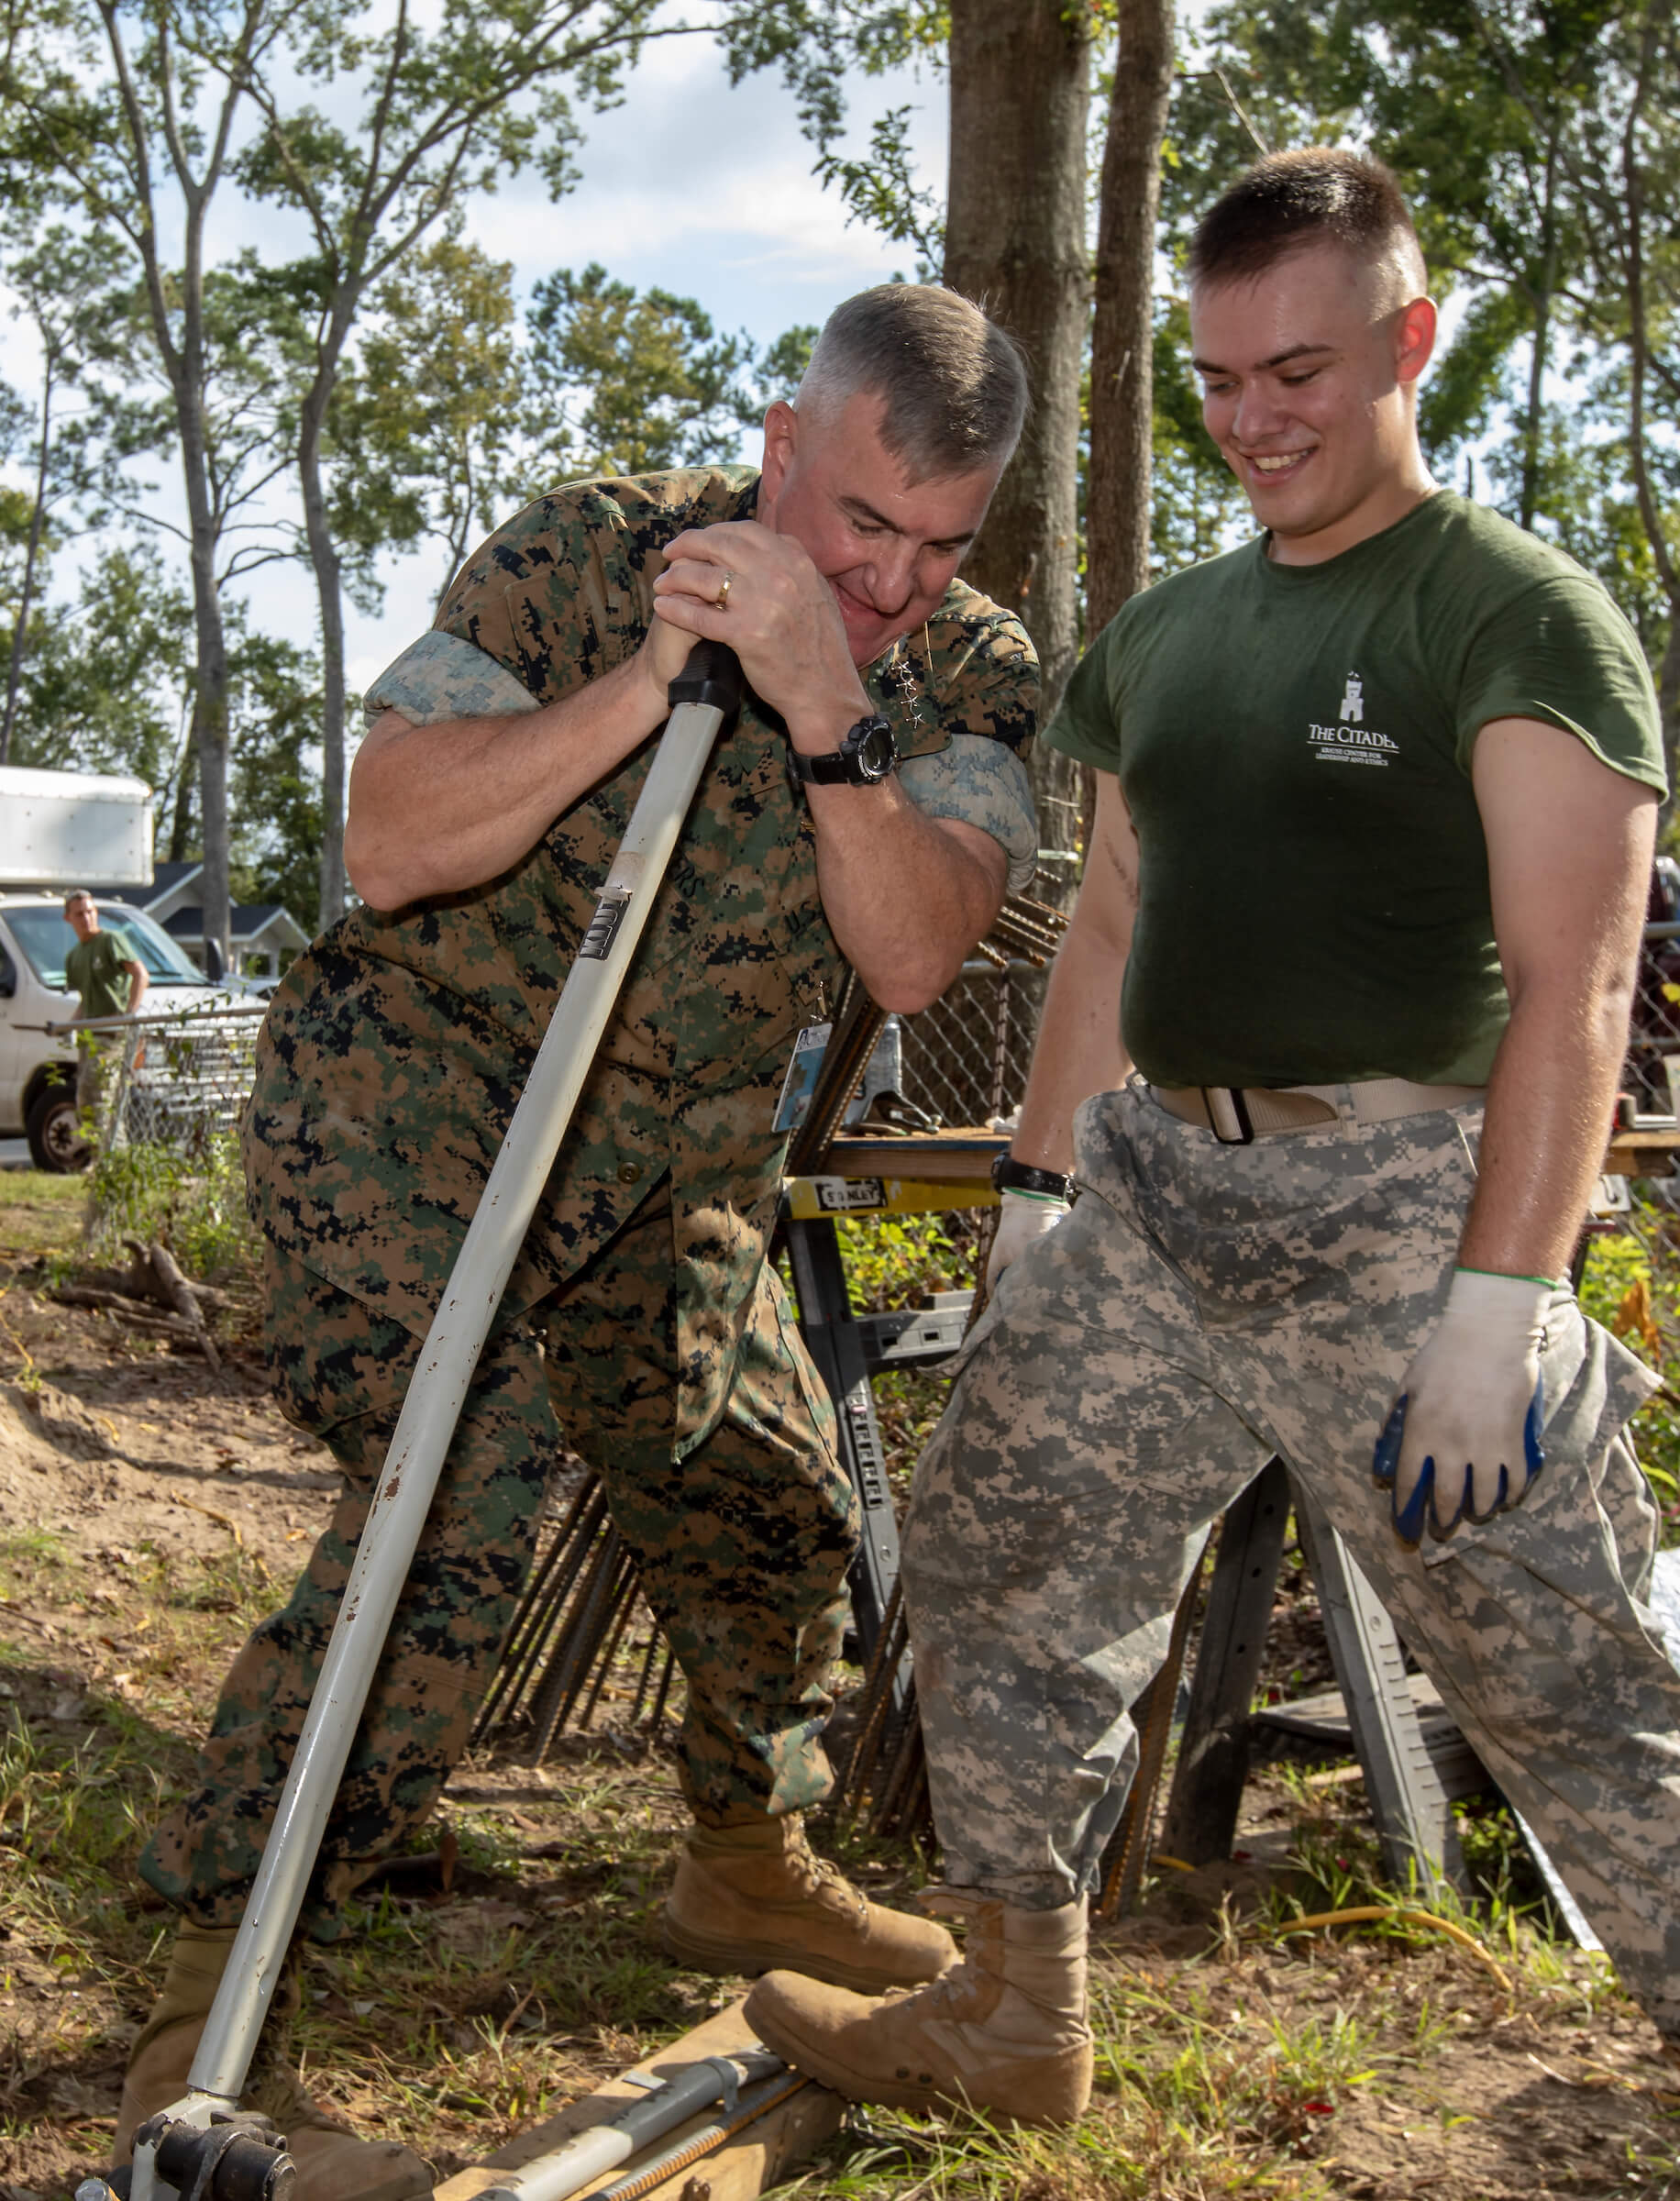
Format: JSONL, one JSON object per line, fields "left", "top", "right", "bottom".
{"left": 1087, "top": 0, "right": 1177, "bottom": 636}
{"left": 0, "top": 219, "right": 132, "bottom": 763}
{"left": 943, "top": 0, "right": 1092, "bottom": 872}
{"left": 326, "top": 233, "right": 530, "bottom": 608}
{"left": 525, "top": 262, "right": 759, "bottom": 484}
{"left": 230, "top": 0, "right": 706, "bottom": 928}
{"left": 1565, "top": 0, "right": 1680, "bottom": 790}
{"left": 3, "top": 0, "right": 300, "bottom": 968}
{"left": 8, "top": 539, "right": 193, "bottom": 796}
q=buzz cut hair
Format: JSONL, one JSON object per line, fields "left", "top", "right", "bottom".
{"left": 796, "top": 283, "right": 1031, "bottom": 481}
{"left": 1188, "top": 149, "right": 1427, "bottom": 313}
{"left": 63, "top": 889, "right": 94, "bottom": 910}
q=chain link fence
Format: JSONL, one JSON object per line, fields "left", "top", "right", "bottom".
{"left": 61, "top": 1004, "right": 268, "bottom": 1266}
{"left": 72, "top": 1005, "right": 266, "bottom": 1162}
{"left": 897, "top": 959, "right": 1049, "bottom": 1130}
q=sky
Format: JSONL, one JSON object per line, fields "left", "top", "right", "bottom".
{"left": 2, "top": 20, "right": 952, "bottom": 703}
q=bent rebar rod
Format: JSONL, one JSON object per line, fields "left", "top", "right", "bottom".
{"left": 166, "top": 642, "right": 744, "bottom": 2130}
{"left": 472, "top": 2049, "right": 790, "bottom": 2201}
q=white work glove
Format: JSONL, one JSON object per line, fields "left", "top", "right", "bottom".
{"left": 985, "top": 1188, "right": 1070, "bottom": 1293}
{"left": 1372, "top": 1267, "right": 1551, "bottom": 1546}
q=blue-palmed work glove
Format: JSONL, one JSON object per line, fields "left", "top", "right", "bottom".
{"left": 1373, "top": 1267, "right": 1550, "bottom": 1546}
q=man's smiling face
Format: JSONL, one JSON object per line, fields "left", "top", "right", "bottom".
{"left": 757, "top": 391, "right": 999, "bottom": 667}
{"left": 1190, "top": 238, "right": 1436, "bottom": 566}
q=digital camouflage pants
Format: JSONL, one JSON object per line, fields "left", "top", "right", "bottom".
{"left": 907, "top": 1081, "right": 1680, "bottom": 2039}
{"left": 141, "top": 1181, "right": 858, "bottom": 1938}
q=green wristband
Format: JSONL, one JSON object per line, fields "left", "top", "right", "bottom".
{"left": 1455, "top": 1264, "right": 1559, "bottom": 1290}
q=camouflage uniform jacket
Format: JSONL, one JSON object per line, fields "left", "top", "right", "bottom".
{"left": 246, "top": 465, "right": 1039, "bottom": 1457}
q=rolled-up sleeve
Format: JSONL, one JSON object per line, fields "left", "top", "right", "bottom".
{"left": 363, "top": 630, "right": 540, "bottom": 729}
{"left": 898, "top": 737, "right": 1039, "bottom": 895}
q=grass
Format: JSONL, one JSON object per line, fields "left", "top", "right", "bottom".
{"left": 7, "top": 1184, "right": 1680, "bottom": 2201}
{"left": 6, "top": 1510, "right": 1680, "bottom": 2201}
{"left": 0, "top": 1168, "right": 88, "bottom": 1259}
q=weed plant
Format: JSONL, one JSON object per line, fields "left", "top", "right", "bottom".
{"left": 83, "top": 1131, "right": 258, "bottom": 1281}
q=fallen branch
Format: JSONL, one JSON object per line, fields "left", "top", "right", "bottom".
{"left": 146, "top": 1242, "right": 221, "bottom": 1372}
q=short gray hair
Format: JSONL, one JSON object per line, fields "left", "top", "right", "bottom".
{"left": 797, "top": 284, "right": 1030, "bottom": 480}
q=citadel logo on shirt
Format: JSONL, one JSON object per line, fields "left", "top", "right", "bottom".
{"left": 1307, "top": 670, "right": 1400, "bottom": 768}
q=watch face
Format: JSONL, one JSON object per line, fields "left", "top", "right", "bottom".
{"left": 854, "top": 721, "right": 896, "bottom": 781}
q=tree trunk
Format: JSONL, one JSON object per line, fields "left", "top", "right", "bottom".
{"left": 1619, "top": 12, "right": 1680, "bottom": 803}
{"left": 1519, "top": 136, "right": 1559, "bottom": 536}
{"left": 300, "top": 373, "right": 347, "bottom": 933}
{"left": 1088, "top": 0, "right": 1177, "bottom": 639}
{"left": 1, "top": 358, "right": 54, "bottom": 767}
{"left": 943, "top": 0, "right": 1091, "bottom": 881}
{"left": 175, "top": 277, "right": 233, "bottom": 972}
{"left": 169, "top": 723, "right": 195, "bottom": 862}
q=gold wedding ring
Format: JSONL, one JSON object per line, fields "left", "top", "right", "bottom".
{"left": 716, "top": 570, "right": 733, "bottom": 612}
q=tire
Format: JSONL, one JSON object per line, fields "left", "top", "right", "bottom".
{"left": 26, "top": 1083, "right": 92, "bottom": 1174}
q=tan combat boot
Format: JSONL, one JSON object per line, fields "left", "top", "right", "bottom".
{"left": 660, "top": 1814, "right": 956, "bottom": 1992}
{"left": 743, "top": 1892, "right": 1093, "bottom": 2128}
{"left": 116, "top": 1921, "right": 434, "bottom": 2201}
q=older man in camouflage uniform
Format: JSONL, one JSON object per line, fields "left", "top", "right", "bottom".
{"left": 117, "top": 284, "right": 1040, "bottom": 2198}
{"left": 747, "top": 154, "right": 1680, "bottom": 2129}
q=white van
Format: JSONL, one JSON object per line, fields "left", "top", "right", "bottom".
{"left": 0, "top": 894, "right": 238, "bottom": 1169}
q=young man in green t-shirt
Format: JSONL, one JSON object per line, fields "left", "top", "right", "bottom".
{"left": 747, "top": 151, "right": 1680, "bottom": 2126}
{"left": 63, "top": 890, "right": 149, "bottom": 1137}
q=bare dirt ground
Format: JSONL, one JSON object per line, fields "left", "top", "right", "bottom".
{"left": 3, "top": 1174, "right": 1679, "bottom": 2201}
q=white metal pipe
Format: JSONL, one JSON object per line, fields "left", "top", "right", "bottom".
{"left": 473, "top": 2052, "right": 786, "bottom": 2201}
{"left": 182, "top": 647, "right": 741, "bottom": 2111}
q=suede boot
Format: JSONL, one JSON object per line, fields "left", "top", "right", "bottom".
{"left": 116, "top": 1921, "right": 433, "bottom": 2201}
{"left": 743, "top": 1891, "right": 1093, "bottom": 2127}
{"left": 660, "top": 1814, "right": 956, "bottom": 1992}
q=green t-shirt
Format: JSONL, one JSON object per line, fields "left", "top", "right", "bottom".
{"left": 1048, "top": 492, "right": 1665, "bottom": 1089}
{"left": 64, "top": 928, "right": 134, "bottom": 1020}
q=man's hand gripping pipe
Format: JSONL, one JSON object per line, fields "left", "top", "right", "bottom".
{"left": 127, "top": 643, "right": 746, "bottom": 2201}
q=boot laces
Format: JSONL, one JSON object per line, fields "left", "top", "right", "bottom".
{"left": 787, "top": 1830, "right": 868, "bottom": 1923}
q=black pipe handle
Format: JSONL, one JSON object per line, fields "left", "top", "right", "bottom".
{"left": 667, "top": 638, "right": 745, "bottom": 727}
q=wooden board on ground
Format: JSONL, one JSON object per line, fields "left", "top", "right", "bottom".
{"left": 435, "top": 1999, "right": 844, "bottom": 2201}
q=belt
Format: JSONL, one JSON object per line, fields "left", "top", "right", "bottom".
{"left": 1152, "top": 1078, "right": 1485, "bottom": 1144}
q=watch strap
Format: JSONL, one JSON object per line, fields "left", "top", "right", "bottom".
{"left": 786, "top": 713, "right": 896, "bottom": 787}
{"left": 990, "top": 1153, "right": 1072, "bottom": 1200}
{"left": 787, "top": 747, "right": 851, "bottom": 786}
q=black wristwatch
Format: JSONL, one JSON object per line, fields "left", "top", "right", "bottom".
{"left": 990, "top": 1152, "right": 1072, "bottom": 1200}
{"left": 786, "top": 713, "right": 897, "bottom": 788}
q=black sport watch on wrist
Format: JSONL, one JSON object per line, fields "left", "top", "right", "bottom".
{"left": 786, "top": 713, "right": 898, "bottom": 789}
{"left": 990, "top": 1152, "right": 1072, "bottom": 1200}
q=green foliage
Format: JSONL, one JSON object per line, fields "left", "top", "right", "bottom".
{"left": 833, "top": 1208, "right": 967, "bottom": 1310}
{"left": 227, "top": 628, "right": 326, "bottom": 933}
{"left": 814, "top": 103, "right": 945, "bottom": 263}
{"left": 1578, "top": 1219, "right": 1680, "bottom": 1532}
{"left": 85, "top": 1129, "right": 256, "bottom": 1282}
{"left": 8, "top": 540, "right": 192, "bottom": 792}
{"left": 525, "top": 263, "right": 762, "bottom": 484}
{"left": 828, "top": 1210, "right": 979, "bottom": 1482}
{"left": 327, "top": 232, "right": 529, "bottom": 602}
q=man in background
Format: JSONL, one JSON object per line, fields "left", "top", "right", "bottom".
{"left": 62, "top": 888, "right": 148, "bottom": 1140}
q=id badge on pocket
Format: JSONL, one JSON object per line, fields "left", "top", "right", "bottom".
{"left": 772, "top": 1022, "right": 833, "bottom": 1134}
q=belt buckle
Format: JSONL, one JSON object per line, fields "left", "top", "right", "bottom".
{"left": 1201, "top": 1086, "right": 1254, "bottom": 1145}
